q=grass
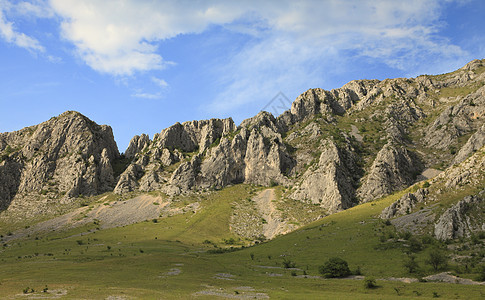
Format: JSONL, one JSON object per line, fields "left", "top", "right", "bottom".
{"left": 1, "top": 184, "right": 484, "bottom": 298}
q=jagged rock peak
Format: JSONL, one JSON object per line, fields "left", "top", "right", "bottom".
{"left": 240, "top": 111, "right": 279, "bottom": 132}
{"left": 459, "top": 58, "right": 485, "bottom": 71}
{"left": 0, "top": 111, "right": 120, "bottom": 214}
{"left": 152, "top": 118, "right": 236, "bottom": 153}
{"left": 125, "top": 134, "right": 151, "bottom": 159}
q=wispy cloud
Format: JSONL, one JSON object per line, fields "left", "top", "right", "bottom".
{"left": 207, "top": 0, "right": 470, "bottom": 115}
{"left": 45, "top": 0, "right": 473, "bottom": 113}
{"left": 0, "top": 1, "right": 45, "bottom": 52}
{"left": 131, "top": 92, "right": 162, "bottom": 100}
{"left": 151, "top": 77, "right": 168, "bottom": 88}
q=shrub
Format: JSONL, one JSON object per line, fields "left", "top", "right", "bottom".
{"left": 282, "top": 258, "right": 296, "bottom": 268}
{"left": 318, "top": 257, "right": 351, "bottom": 278}
{"left": 353, "top": 265, "right": 362, "bottom": 275}
{"left": 426, "top": 248, "right": 448, "bottom": 271}
{"left": 363, "top": 277, "right": 377, "bottom": 289}
{"left": 403, "top": 254, "right": 419, "bottom": 273}
{"left": 408, "top": 237, "right": 424, "bottom": 252}
{"left": 475, "top": 264, "right": 485, "bottom": 282}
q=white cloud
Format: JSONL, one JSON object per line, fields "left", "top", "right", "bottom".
{"left": 151, "top": 77, "right": 168, "bottom": 88}
{"left": 131, "top": 92, "right": 162, "bottom": 99}
{"left": 49, "top": 0, "right": 246, "bottom": 75}
{"left": 0, "top": 0, "right": 45, "bottom": 52}
{"left": 46, "top": 0, "right": 470, "bottom": 113}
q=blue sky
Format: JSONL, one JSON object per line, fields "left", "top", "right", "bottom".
{"left": 0, "top": 0, "right": 484, "bottom": 152}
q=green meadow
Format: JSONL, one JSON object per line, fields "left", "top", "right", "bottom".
{"left": 0, "top": 185, "right": 484, "bottom": 299}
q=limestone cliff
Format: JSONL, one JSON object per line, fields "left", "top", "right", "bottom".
{"left": 0, "top": 111, "right": 119, "bottom": 215}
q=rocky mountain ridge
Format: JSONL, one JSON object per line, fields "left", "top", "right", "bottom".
{"left": 1, "top": 59, "right": 485, "bottom": 227}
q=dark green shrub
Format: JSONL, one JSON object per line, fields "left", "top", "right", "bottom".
{"left": 403, "top": 254, "right": 419, "bottom": 273}
{"left": 475, "top": 264, "right": 485, "bottom": 281}
{"left": 363, "top": 277, "right": 377, "bottom": 289}
{"left": 282, "top": 258, "right": 296, "bottom": 268}
{"left": 318, "top": 257, "right": 351, "bottom": 278}
{"left": 408, "top": 237, "right": 424, "bottom": 252}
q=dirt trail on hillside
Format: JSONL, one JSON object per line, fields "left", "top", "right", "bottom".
{"left": 253, "top": 189, "right": 295, "bottom": 239}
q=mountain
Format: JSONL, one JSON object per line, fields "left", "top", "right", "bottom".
{"left": 1, "top": 60, "right": 485, "bottom": 222}
{"left": 0, "top": 111, "right": 119, "bottom": 217}
{"left": 1, "top": 59, "right": 485, "bottom": 298}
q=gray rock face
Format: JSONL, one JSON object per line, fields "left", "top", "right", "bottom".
{"left": 381, "top": 188, "right": 428, "bottom": 219}
{"left": 164, "top": 112, "right": 295, "bottom": 194}
{"left": 154, "top": 118, "right": 236, "bottom": 153}
{"left": 358, "top": 143, "right": 423, "bottom": 202}
{"left": 0, "top": 111, "right": 119, "bottom": 212}
{"left": 424, "top": 85, "right": 485, "bottom": 150}
{"left": 290, "top": 139, "right": 359, "bottom": 212}
{"left": 114, "top": 118, "right": 236, "bottom": 194}
{"left": 453, "top": 124, "right": 485, "bottom": 164}
{"left": 434, "top": 192, "right": 484, "bottom": 240}
{"left": 125, "top": 134, "right": 150, "bottom": 159}
{"left": 0, "top": 159, "right": 22, "bottom": 210}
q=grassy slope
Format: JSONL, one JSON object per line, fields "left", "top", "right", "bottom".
{"left": 1, "top": 185, "right": 484, "bottom": 299}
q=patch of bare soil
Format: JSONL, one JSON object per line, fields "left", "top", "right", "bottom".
{"left": 350, "top": 125, "right": 363, "bottom": 142}
{"left": 4, "top": 195, "right": 172, "bottom": 242}
{"left": 253, "top": 189, "right": 295, "bottom": 239}
{"left": 417, "top": 168, "right": 442, "bottom": 181}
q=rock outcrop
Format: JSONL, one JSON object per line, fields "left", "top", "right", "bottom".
{"left": 0, "top": 111, "right": 119, "bottom": 213}
{"left": 162, "top": 112, "right": 295, "bottom": 194}
{"left": 125, "top": 134, "right": 150, "bottom": 159}
{"left": 434, "top": 192, "right": 484, "bottom": 240}
{"left": 453, "top": 124, "right": 485, "bottom": 164}
{"left": 358, "top": 143, "right": 423, "bottom": 202}
{"left": 381, "top": 188, "right": 428, "bottom": 219}
{"left": 424, "top": 85, "right": 485, "bottom": 150}
{"left": 290, "top": 139, "right": 359, "bottom": 212}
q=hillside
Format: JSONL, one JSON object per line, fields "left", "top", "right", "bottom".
{"left": 0, "top": 59, "right": 484, "bottom": 298}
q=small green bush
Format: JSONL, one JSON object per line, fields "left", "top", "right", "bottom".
{"left": 282, "top": 258, "right": 296, "bottom": 268}
{"left": 363, "top": 277, "right": 377, "bottom": 289}
{"left": 318, "top": 257, "right": 351, "bottom": 278}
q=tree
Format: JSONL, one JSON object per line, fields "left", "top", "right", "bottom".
{"left": 403, "top": 254, "right": 419, "bottom": 273}
{"left": 426, "top": 248, "right": 447, "bottom": 271}
{"left": 318, "top": 257, "right": 351, "bottom": 278}
{"left": 476, "top": 264, "right": 485, "bottom": 282}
